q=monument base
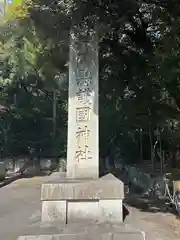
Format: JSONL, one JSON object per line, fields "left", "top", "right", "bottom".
{"left": 41, "top": 172, "right": 124, "bottom": 224}
{"left": 17, "top": 222, "right": 145, "bottom": 240}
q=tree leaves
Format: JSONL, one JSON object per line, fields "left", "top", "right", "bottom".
{"left": 1, "top": 0, "right": 180, "bottom": 162}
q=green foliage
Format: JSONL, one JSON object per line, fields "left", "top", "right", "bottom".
{"left": 0, "top": 3, "right": 68, "bottom": 158}
{"left": 1, "top": 0, "right": 180, "bottom": 165}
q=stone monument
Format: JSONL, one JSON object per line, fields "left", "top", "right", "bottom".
{"left": 66, "top": 28, "right": 99, "bottom": 179}
{"left": 17, "top": 26, "right": 145, "bottom": 239}
{"left": 41, "top": 28, "right": 124, "bottom": 224}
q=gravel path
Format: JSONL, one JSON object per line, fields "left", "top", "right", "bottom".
{"left": 0, "top": 177, "right": 180, "bottom": 240}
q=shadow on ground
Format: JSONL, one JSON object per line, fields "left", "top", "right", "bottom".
{"left": 123, "top": 203, "right": 130, "bottom": 221}
{"left": 0, "top": 171, "right": 50, "bottom": 189}
{"left": 125, "top": 193, "right": 179, "bottom": 218}
{"left": 102, "top": 168, "right": 180, "bottom": 218}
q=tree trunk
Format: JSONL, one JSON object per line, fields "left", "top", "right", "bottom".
{"left": 53, "top": 90, "right": 57, "bottom": 138}
{"left": 140, "top": 129, "right": 143, "bottom": 161}
{"left": 149, "top": 125, "right": 154, "bottom": 172}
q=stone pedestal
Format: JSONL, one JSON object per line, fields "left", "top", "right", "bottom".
{"left": 41, "top": 172, "right": 124, "bottom": 224}
{"left": 17, "top": 223, "right": 145, "bottom": 240}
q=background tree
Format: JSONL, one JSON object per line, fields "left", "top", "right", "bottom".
{"left": 1, "top": 0, "right": 180, "bottom": 170}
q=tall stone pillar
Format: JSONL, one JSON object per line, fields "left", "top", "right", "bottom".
{"left": 67, "top": 29, "right": 99, "bottom": 179}
{"left": 40, "top": 27, "right": 124, "bottom": 225}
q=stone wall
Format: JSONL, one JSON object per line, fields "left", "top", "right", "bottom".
{"left": 0, "top": 162, "right": 5, "bottom": 180}
{"left": 3, "top": 157, "right": 65, "bottom": 176}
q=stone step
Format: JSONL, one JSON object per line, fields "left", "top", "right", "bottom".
{"left": 17, "top": 223, "right": 145, "bottom": 240}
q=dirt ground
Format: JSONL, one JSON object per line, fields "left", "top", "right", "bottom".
{"left": 125, "top": 194, "right": 180, "bottom": 240}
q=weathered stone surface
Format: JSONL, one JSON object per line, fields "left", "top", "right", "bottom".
{"left": 113, "top": 232, "right": 145, "bottom": 240}
{"left": 4, "top": 158, "right": 14, "bottom": 173}
{"left": 0, "top": 161, "right": 5, "bottom": 181}
{"left": 99, "top": 199, "right": 123, "bottom": 223}
{"left": 18, "top": 233, "right": 108, "bottom": 240}
{"left": 17, "top": 223, "right": 145, "bottom": 240}
{"left": 40, "top": 159, "right": 57, "bottom": 171}
{"left": 41, "top": 173, "right": 124, "bottom": 201}
{"left": 43, "top": 172, "right": 66, "bottom": 183}
{"left": 58, "top": 158, "right": 66, "bottom": 172}
{"left": 41, "top": 199, "right": 123, "bottom": 224}
{"left": 41, "top": 201, "right": 66, "bottom": 223}
{"left": 41, "top": 173, "right": 124, "bottom": 223}
{"left": 67, "top": 201, "right": 99, "bottom": 223}
{"left": 67, "top": 29, "right": 99, "bottom": 179}
{"left": 40, "top": 159, "right": 52, "bottom": 170}
{"left": 18, "top": 236, "right": 53, "bottom": 240}
{"left": 14, "top": 158, "right": 27, "bottom": 172}
{"left": 53, "top": 234, "right": 89, "bottom": 240}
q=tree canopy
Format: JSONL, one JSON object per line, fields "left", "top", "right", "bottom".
{"left": 1, "top": 0, "right": 180, "bottom": 166}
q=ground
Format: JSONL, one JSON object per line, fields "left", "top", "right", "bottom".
{"left": 125, "top": 204, "right": 180, "bottom": 240}
{"left": 0, "top": 177, "right": 180, "bottom": 240}
{"left": 125, "top": 193, "right": 180, "bottom": 240}
{"left": 0, "top": 177, "right": 43, "bottom": 240}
